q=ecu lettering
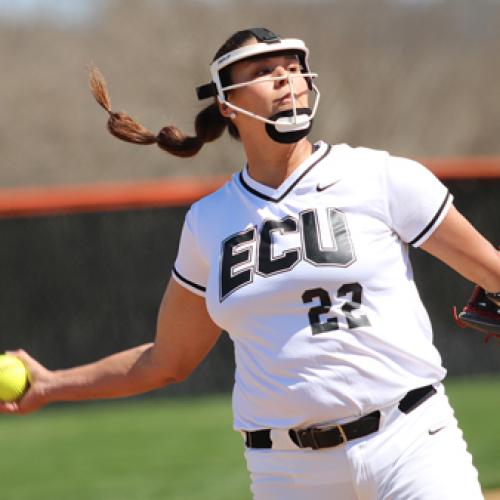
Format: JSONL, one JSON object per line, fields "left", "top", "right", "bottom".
{"left": 301, "top": 208, "right": 355, "bottom": 266}
{"left": 220, "top": 227, "right": 256, "bottom": 301}
{"left": 257, "top": 217, "right": 300, "bottom": 276}
{"left": 219, "top": 208, "right": 356, "bottom": 302}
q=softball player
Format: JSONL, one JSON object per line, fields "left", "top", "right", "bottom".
{"left": 2, "top": 27, "right": 500, "bottom": 500}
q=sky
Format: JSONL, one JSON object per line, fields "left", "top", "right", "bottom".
{"left": 0, "top": 0, "right": 105, "bottom": 25}
{"left": 3, "top": 0, "right": 497, "bottom": 27}
{"left": 0, "top": 0, "right": 452, "bottom": 26}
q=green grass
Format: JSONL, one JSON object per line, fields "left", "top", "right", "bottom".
{"left": 445, "top": 375, "right": 500, "bottom": 490}
{"left": 0, "top": 395, "right": 251, "bottom": 500}
{"left": 0, "top": 376, "right": 499, "bottom": 499}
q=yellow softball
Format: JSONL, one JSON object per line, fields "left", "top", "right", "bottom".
{"left": 0, "top": 354, "right": 30, "bottom": 402}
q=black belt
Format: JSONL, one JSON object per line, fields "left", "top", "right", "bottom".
{"left": 244, "top": 384, "right": 436, "bottom": 450}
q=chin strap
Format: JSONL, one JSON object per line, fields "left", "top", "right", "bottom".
{"left": 265, "top": 108, "right": 313, "bottom": 144}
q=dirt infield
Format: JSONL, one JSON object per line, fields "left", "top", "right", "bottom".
{"left": 485, "top": 490, "right": 500, "bottom": 499}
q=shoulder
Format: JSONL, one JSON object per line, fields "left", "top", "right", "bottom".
{"left": 319, "top": 143, "right": 391, "bottom": 189}
{"left": 327, "top": 143, "right": 434, "bottom": 182}
{"left": 384, "top": 154, "right": 440, "bottom": 190}
{"left": 327, "top": 143, "right": 390, "bottom": 173}
{"left": 330, "top": 143, "right": 389, "bottom": 160}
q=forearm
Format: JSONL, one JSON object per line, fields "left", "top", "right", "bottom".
{"left": 446, "top": 244, "right": 500, "bottom": 292}
{"left": 0, "top": 281, "right": 219, "bottom": 415}
{"left": 46, "top": 343, "right": 175, "bottom": 403}
{"left": 486, "top": 250, "right": 500, "bottom": 295}
{"left": 421, "top": 206, "right": 500, "bottom": 291}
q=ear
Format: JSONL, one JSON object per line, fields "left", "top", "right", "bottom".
{"left": 217, "top": 98, "right": 234, "bottom": 119}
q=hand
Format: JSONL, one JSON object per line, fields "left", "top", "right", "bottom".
{"left": 0, "top": 350, "right": 54, "bottom": 415}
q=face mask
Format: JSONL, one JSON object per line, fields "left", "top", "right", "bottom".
{"left": 196, "top": 28, "right": 320, "bottom": 144}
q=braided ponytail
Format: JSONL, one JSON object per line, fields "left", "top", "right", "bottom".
{"left": 155, "top": 101, "right": 227, "bottom": 158}
{"left": 89, "top": 64, "right": 229, "bottom": 158}
{"left": 88, "top": 30, "right": 259, "bottom": 157}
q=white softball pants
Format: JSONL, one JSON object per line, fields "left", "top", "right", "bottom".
{"left": 243, "top": 384, "right": 483, "bottom": 500}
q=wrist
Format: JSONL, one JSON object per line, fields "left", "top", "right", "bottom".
{"left": 44, "top": 369, "right": 84, "bottom": 403}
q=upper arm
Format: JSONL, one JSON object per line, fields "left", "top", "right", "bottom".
{"left": 420, "top": 204, "right": 500, "bottom": 291}
{"left": 149, "top": 278, "right": 221, "bottom": 383}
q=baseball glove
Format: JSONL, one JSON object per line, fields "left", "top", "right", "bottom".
{"left": 453, "top": 286, "right": 500, "bottom": 343}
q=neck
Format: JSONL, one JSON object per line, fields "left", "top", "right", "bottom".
{"left": 242, "top": 136, "right": 313, "bottom": 189}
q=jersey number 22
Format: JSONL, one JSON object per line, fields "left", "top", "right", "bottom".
{"left": 302, "top": 283, "right": 370, "bottom": 335}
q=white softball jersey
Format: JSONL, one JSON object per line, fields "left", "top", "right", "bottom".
{"left": 172, "top": 141, "right": 453, "bottom": 431}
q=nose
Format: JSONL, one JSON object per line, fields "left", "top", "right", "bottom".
{"left": 273, "top": 65, "right": 289, "bottom": 88}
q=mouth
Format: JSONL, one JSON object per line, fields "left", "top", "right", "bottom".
{"left": 274, "top": 93, "right": 293, "bottom": 105}
{"left": 274, "top": 89, "right": 309, "bottom": 106}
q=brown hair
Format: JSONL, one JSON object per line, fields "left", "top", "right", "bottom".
{"left": 89, "top": 29, "right": 256, "bottom": 158}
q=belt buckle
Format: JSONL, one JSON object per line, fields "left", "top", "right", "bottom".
{"left": 294, "top": 427, "right": 320, "bottom": 450}
{"left": 294, "top": 424, "right": 348, "bottom": 450}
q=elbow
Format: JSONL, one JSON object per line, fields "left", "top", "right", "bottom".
{"left": 169, "top": 364, "right": 195, "bottom": 384}
{"left": 152, "top": 367, "right": 184, "bottom": 388}
{"left": 146, "top": 347, "right": 189, "bottom": 388}
{"left": 155, "top": 362, "right": 194, "bottom": 386}
{"left": 148, "top": 345, "right": 203, "bottom": 387}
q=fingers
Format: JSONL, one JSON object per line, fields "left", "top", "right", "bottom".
{"left": 3, "top": 349, "right": 35, "bottom": 388}
{"left": 0, "top": 401, "right": 20, "bottom": 414}
{"left": 4, "top": 349, "right": 50, "bottom": 382}
{"left": 13, "top": 391, "right": 42, "bottom": 415}
{"left": 0, "top": 386, "right": 47, "bottom": 415}
{"left": 5, "top": 349, "right": 37, "bottom": 370}
{"left": 1, "top": 350, "right": 51, "bottom": 414}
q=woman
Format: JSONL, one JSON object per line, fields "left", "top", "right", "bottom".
{"left": 2, "top": 27, "right": 499, "bottom": 499}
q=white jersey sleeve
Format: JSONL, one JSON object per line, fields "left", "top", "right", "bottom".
{"left": 172, "top": 207, "right": 208, "bottom": 297}
{"left": 385, "top": 156, "right": 453, "bottom": 247}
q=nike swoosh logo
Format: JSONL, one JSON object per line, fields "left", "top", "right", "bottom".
{"left": 316, "top": 180, "right": 340, "bottom": 192}
{"left": 428, "top": 426, "right": 446, "bottom": 435}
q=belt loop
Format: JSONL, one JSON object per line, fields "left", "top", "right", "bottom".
{"left": 245, "top": 431, "right": 253, "bottom": 448}
{"left": 398, "top": 385, "right": 436, "bottom": 414}
{"left": 245, "top": 429, "right": 273, "bottom": 449}
{"left": 309, "top": 429, "right": 320, "bottom": 450}
{"left": 337, "top": 424, "right": 348, "bottom": 443}
{"left": 289, "top": 428, "right": 301, "bottom": 448}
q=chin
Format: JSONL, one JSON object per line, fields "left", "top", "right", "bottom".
{"left": 274, "top": 103, "right": 293, "bottom": 112}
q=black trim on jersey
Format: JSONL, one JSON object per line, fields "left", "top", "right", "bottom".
{"left": 408, "top": 191, "right": 451, "bottom": 246}
{"left": 172, "top": 267, "right": 206, "bottom": 293}
{"left": 238, "top": 144, "right": 332, "bottom": 203}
